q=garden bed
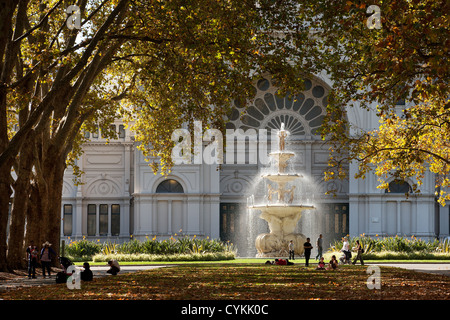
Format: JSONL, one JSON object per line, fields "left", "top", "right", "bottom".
{"left": 323, "top": 250, "right": 450, "bottom": 261}
{"left": 326, "top": 235, "right": 450, "bottom": 261}
{"left": 64, "top": 236, "right": 236, "bottom": 262}
{"left": 91, "top": 252, "right": 235, "bottom": 262}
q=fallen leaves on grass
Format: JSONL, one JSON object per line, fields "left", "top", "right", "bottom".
{"left": 0, "top": 265, "right": 448, "bottom": 300}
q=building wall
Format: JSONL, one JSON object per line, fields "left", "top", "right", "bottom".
{"left": 61, "top": 77, "right": 449, "bottom": 248}
{"left": 345, "top": 101, "right": 449, "bottom": 241}
{"left": 132, "top": 148, "right": 221, "bottom": 240}
{"left": 62, "top": 122, "right": 133, "bottom": 241}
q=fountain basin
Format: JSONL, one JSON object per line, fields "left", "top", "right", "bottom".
{"left": 248, "top": 204, "right": 314, "bottom": 218}
{"left": 249, "top": 204, "right": 315, "bottom": 239}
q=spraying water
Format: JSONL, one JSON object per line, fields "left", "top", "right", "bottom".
{"left": 247, "top": 123, "right": 316, "bottom": 257}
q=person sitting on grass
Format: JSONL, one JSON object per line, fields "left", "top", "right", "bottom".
{"left": 274, "top": 258, "right": 294, "bottom": 265}
{"left": 275, "top": 258, "right": 287, "bottom": 265}
{"left": 81, "top": 262, "right": 93, "bottom": 281}
{"left": 107, "top": 259, "right": 120, "bottom": 275}
{"left": 326, "top": 255, "right": 338, "bottom": 271}
{"left": 316, "top": 257, "right": 326, "bottom": 270}
{"left": 265, "top": 259, "right": 294, "bottom": 265}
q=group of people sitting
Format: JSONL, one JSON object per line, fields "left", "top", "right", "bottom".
{"left": 265, "top": 256, "right": 339, "bottom": 270}
{"left": 57, "top": 258, "right": 121, "bottom": 283}
{"left": 316, "top": 256, "right": 338, "bottom": 271}
{"left": 265, "top": 258, "right": 295, "bottom": 265}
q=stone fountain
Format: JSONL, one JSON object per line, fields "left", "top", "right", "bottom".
{"left": 248, "top": 123, "right": 314, "bottom": 257}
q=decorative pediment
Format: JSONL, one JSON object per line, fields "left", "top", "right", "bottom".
{"left": 220, "top": 172, "right": 253, "bottom": 195}
{"left": 85, "top": 175, "right": 122, "bottom": 196}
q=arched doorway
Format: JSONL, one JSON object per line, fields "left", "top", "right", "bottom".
{"left": 154, "top": 178, "right": 185, "bottom": 235}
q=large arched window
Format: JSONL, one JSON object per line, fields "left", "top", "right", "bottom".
{"left": 385, "top": 180, "right": 412, "bottom": 194}
{"left": 156, "top": 179, "right": 184, "bottom": 193}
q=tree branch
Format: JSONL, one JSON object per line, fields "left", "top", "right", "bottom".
{"left": 13, "top": 0, "right": 64, "bottom": 43}
{"left": 106, "top": 34, "right": 172, "bottom": 44}
{"left": 356, "top": 146, "right": 450, "bottom": 166}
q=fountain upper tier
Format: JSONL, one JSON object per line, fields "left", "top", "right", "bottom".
{"left": 269, "top": 151, "right": 295, "bottom": 173}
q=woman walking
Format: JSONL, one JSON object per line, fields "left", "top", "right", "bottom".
{"left": 352, "top": 240, "right": 364, "bottom": 265}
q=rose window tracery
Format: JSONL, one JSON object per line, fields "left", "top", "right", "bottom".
{"left": 227, "top": 76, "right": 329, "bottom": 137}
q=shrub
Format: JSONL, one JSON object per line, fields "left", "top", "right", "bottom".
{"left": 92, "top": 252, "right": 236, "bottom": 262}
{"left": 323, "top": 250, "right": 450, "bottom": 261}
{"left": 329, "top": 235, "right": 442, "bottom": 254}
{"left": 116, "top": 239, "right": 143, "bottom": 254}
{"left": 437, "top": 238, "right": 450, "bottom": 253}
{"left": 65, "top": 239, "right": 102, "bottom": 258}
{"left": 64, "top": 236, "right": 236, "bottom": 261}
{"left": 114, "top": 236, "right": 235, "bottom": 255}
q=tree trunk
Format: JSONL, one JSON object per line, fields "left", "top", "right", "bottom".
{"left": 46, "top": 149, "right": 67, "bottom": 264}
{"left": 25, "top": 183, "right": 46, "bottom": 253}
{"left": 0, "top": 166, "right": 12, "bottom": 272}
{"left": 25, "top": 146, "right": 66, "bottom": 266}
{"left": 7, "top": 140, "right": 34, "bottom": 269}
{"left": 0, "top": 0, "right": 20, "bottom": 272}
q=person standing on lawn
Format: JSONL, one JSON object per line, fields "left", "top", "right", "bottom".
{"left": 315, "top": 234, "right": 323, "bottom": 260}
{"left": 303, "top": 238, "right": 313, "bottom": 267}
{"left": 40, "top": 241, "right": 57, "bottom": 278}
{"left": 340, "top": 237, "right": 352, "bottom": 264}
{"left": 26, "top": 241, "right": 39, "bottom": 279}
{"left": 288, "top": 240, "right": 295, "bottom": 260}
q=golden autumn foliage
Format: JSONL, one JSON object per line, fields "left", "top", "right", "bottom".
{"left": 297, "top": 0, "right": 449, "bottom": 205}
{"left": 0, "top": 0, "right": 323, "bottom": 271}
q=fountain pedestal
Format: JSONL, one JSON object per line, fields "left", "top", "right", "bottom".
{"left": 255, "top": 232, "right": 306, "bottom": 257}
{"left": 249, "top": 204, "right": 312, "bottom": 257}
{"left": 248, "top": 123, "right": 314, "bottom": 257}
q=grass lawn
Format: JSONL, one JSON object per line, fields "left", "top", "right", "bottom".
{"left": 73, "top": 257, "right": 450, "bottom": 266}
{"left": 1, "top": 263, "right": 448, "bottom": 300}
